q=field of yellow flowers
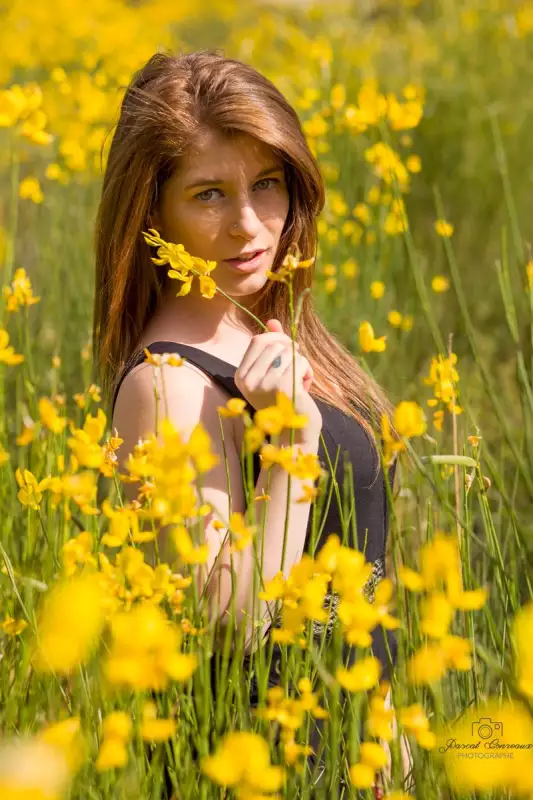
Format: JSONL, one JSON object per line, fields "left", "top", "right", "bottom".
{"left": 1, "top": 0, "right": 533, "bottom": 797}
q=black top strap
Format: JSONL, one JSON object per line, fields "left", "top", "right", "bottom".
{"left": 111, "top": 341, "right": 249, "bottom": 419}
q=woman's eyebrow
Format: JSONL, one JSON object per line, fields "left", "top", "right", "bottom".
{"left": 184, "top": 164, "right": 283, "bottom": 191}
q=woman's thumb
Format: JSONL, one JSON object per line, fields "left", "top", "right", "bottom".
{"left": 265, "top": 319, "right": 283, "bottom": 332}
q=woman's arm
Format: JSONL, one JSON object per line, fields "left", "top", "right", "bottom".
{"left": 114, "top": 359, "right": 321, "bottom": 654}
{"left": 378, "top": 688, "right": 415, "bottom": 793}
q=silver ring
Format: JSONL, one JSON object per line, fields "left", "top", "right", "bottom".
{"left": 271, "top": 355, "right": 282, "bottom": 368}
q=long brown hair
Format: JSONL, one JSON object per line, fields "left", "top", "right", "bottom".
{"left": 92, "top": 48, "right": 401, "bottom": 479}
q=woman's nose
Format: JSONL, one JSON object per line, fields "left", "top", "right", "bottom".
{"left": 229, "top": 203, "right": 262, "bottom": 236}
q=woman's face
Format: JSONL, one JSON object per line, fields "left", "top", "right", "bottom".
{"left": 151, "top": 129, "right": 291, "bottom": 298}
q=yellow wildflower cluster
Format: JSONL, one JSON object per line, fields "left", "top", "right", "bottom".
{"left": 95, "top": 711, "right": 132, "bottom": 772}
{"left": 350, "top": 740, "right": 390, "bottom": 788}
{"left": 95, "top": 704, "right": 175, "bottom": 771}
{"left": 0, "top": 83, "right": 54, "bottom": 145}
{"left": 265, "top": 242, "right": 315, "bottom": 284}
{"left": 97, "top": 546, "right": 193, "bottom": 613}
{"left": 341, "top": 79, "right": 424, "bottom": 137}
{"left": 72, "top": 382, "right": 102, "bottom": 410}
{"left": 399, "top": 532, "right": 488, "bottom": 685}
{"left": 202, "top": 730, "right": 285, "bottom": 798}
{"left": 254, "top": 678, "right": 328, "bottom": 770}
{"left": 2, "top": 267, "right": 41, "bottom": 312}
{"left": 423, "top": 351, "right": 463, "bottom": 431}
{"left": 15, "top": 406, "right": 126, "bottom": 519}
{"left": 32, "top": 572, "right": 107, "bottom": 674}
{"left": 1, "top": 615, "right": 28, "bottom": 636}
{"left": 123, "top": 417, "right": 218, "bottom": 526}
{"left": 259, "top": 533, "right": 399, "bottom": 648}
{"left": 364, "top": 143, "right": 410, "bottom": 193}
{"left": 140, "top": 701, "right": 177, "bottom": 742}
{"left": 143, "top": 228, "right": 218, "bottom": 298}
{"left": 62, "top": 531, "right": 97, "bottom": 576}
{"left": 103, "top": 601, "right": 197, "bottom": 690}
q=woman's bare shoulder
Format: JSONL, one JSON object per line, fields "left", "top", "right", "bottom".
{"left": 112, "top": 358, "right": 238, "bottom": 464}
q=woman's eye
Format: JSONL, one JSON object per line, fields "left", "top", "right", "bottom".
{"left": 254, "top": 177, "right": 280, "bottom": 190}
{"left": 194, "top": 178, "right": 280, "bottom": 202}
{"left": 195, "top": 188, "right": 222, "bottom": 202}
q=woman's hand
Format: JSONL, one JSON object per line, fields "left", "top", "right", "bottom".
{"left": 234, "top": 318, "right": 322, "bottom": 440}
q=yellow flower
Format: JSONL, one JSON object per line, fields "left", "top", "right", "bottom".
{"left": 3, "top": 268, "right": 41, "bottom": 313}
{"left": 142, "top": 229, "right": 218, "bottom": 299}
{"left": 254, "top": 391, "right": 309, "bottom": 437}
{"left": 330, "top": 83, "right": 346, "bottom": 110}
{"left": 511, "top": 601, "right": 533, "bottom": 698}
{"left": 228, "top": 511, "right": 256, "bottom": 552}
{"left": 38, "top": 397, "right": 68, "bottom": 434}
{"left": 342, "top": 257, "right": 359, "bottom": 278}
{"left": 33, "top": 573, "right": 107, "bottom": 674}
{"left": 67, "top": 409, "right": 107, "bottom": 469}
{"left": 2, "top": 616, "right": 28, "bottom": 636}
{"left": 359, "top": 321, "right": 387, "bottom": 353}
{"left": 19, "top": 176, "right": 44, "bottom": 203}
{"left": 434, "top": 219, "right": 454, "bottom": 237}
{"left": 370, "top": 280, "right": 385, "bottom": 299}
{"left": 407, "top": 635, "right": 472, "bottom": 685}
{"left": 365, "top": 690, "right": 395, "bottom": 741}
{"left": 352, "top": 203, "right": 370, "bottom": 224}
{"left": 406, "top": 154, "right": 422, "bottom": 172}
{"left": 61, "top": 531, "right": 96, "bottom": 577}
{"left": 401, "top": 314, "right": 414, "bottom": 331}
{"left": 95, "top": 737, "right": 128, "bottom": 772}
{"left": 140, "top": 702, "right": 176, "bottom": 742}
{"left": 388, "top": 310, "right": 403, "bottom": 327}
{"left": 16, "top": 421, "right": 35, "bottom": 446}
{"left": 15, "top": 468, "right": 47, "bottom": 509}
{"left": 103, "top": 602, "right": 197, "bottom": 691}
{"left": 0, "top": 329, "right": 24, "bottom": 365}
{"left": 398, "top": 566, "right": 425, "bottom": 592}
{"left": 217, "top": 397, "right": 248, "bottom": 418}
{"left": 393, "top": 401, "right": 427, "bottom": 438}
{"left": 244, "top": 424, "right": 266, "bottom": 453}
{"left": 397, "top": 703, "right": 436, "bottom": 749}
{"left": 407, "top": 643, "right": 448, "bottom": 685}
{"left": 419, "top": 591, "right": 454, "bottom": 639}
{"left": 526, "top": 259, "right": 533, "bottom": 290}
{"left": 95, "top": 712, "right": 132, "bottom": 772}
{"left": 201, "top": 731, "right": 285, "bottom": 794}
{"left": 336, "top": 655, "right": 382, "bottom": 692}
{"left": 171, "top": 524, "right": 209, "bottom": 565}
{"left": 431, "top": 275, "right": 450, "bottom": 293}
{"left": 359, "top": 741, "right": 389, "bottom": 769}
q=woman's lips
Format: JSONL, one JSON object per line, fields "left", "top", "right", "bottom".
{"left": 223, "top": 249, "right": 266, "bottom": 272}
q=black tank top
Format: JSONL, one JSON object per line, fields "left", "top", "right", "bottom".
{"left": 112, "top": 341, "right": 398, "bottom": 679}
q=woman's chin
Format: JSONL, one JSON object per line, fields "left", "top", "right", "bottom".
{"left": 222, "top": 270, "right": 270, "bottom": 294}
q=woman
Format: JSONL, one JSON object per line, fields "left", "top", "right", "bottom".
{"left": 93, "top": 49, "right": 411, "bottom": 795}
